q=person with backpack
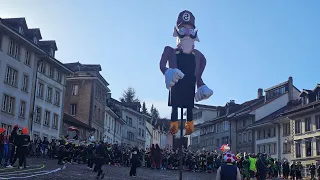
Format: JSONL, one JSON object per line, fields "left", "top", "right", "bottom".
{"left": 216, "top": 153, "right": 241, "bottom": 180}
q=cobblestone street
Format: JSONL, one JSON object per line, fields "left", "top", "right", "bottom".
{"left": 0, "top": 158, "right": 216, "bottom": 180}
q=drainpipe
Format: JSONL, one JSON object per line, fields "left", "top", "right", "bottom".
{"left": 29, "top": 60, "right": 43, "bottom": 138}
{"left": 273, "top": 122, "right": 281, "bottom": 160}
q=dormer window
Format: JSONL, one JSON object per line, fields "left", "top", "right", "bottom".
{"left": 317, "top": 91, "right": 320, "bottom": 101}
{"left": 302, "top": 96, "right": 309, "bottom": 105}
{"left": 18, "top": 27, "right": 24, "bottom": 35}
{"left": 33, "top": 37, "right": 37, "bottom": 44}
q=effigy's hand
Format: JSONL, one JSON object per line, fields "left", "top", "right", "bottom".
{"left": 195, "top": 85, "right": 213, "bottom": 102}
{"left": 164, "top": 68, "right": 184, "bottom": 90}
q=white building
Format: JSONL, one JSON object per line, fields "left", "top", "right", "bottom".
{"left": 119, "top": 104, "right": 144, "bottom": 148}
{"left": 32, "top": 41, "right": 72, "bottom": 141}
{"left": 0, "top": 18, "right": 72, "bottom": 140}
{"left": 189, "top": 104, "right": 220, "bottom": 148}
{"left": 145, "top": 127, "right": 152, "bottom": 150}
{"left": 248, "top": 77, "right": 300, "bottom": 160}
{"left": 104, "top": 106, "right": 125, "bottom": 144}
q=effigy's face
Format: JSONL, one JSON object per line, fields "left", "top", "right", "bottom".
{"left": 174, "top": 24, "right": 198, "bottom": 53}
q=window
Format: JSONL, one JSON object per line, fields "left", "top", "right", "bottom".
{"left": 305, "top": 117, "right": 312, "bottom": 132}
{"left": 14, "top": 43, "right": 20, "bottom": 59}
{"left": 70, "top": 104, "right": 77, "bottom": 116}
{"left": 295, "top": 120, "right": 301, "bottom": 134}
{"left": 223, "top": 121, "right": 229, "bottom": 131}
{"left": 296, "top": 141, "right": 301, "bottom": 158}
{"left": 316, "top": 138, "right": 320, "bottom": 156}
{"left": 316, "top": 116, "right": 320, "bottom": 130}
{"left": 49, "top": 67, "right": 54, "bottom": 78}
{"left": 37, "top": 82, "right": 44, "bottom": 98}
{"left": 5, "top": 66, "right": 18, "bottom": 87}
{"left": 2, "top": 94, "right": 15, "bottom": 114}
{"left": 57, "top": 72, "right": 61, "bottom": 83}
{"left": 216, "top": 123, "right": 220, "bottom": 133}
{"left": 248, "top": 131, "right": 252, "bottom": 142}
{"left": 142, "top": 130, "right": 144, "bottom": 137}
{"left": 46, "top": 87, "right": 53, "bottom": 102}
{"left": 22, "top": 74, "right": 29, "bottom": 92}
{"left": 18, "top": 27, "right": 24, "bottom": 34}
{"left": 306, "top": 140, "right": 312, "bottom": 157}
{"left": 98, "top": 109, "right": 101, "bottom": 120}
{"left": 302, "top": 96, "right": 308, "bottom": 105}
{"left": 72, "top": 84, "right": 79, "bottom": 96}
{"left": 267, "top": 129, "right": 271, "bottom": 138}
{"left": 243, "top": 133, "right": 247, "bottom": 143}
{"left": 283, "top": 123, "right": 290, "bottom": 136}
{"left": 243, "top": 119, "right": 246, "bottom": 127}
{"left": 8, "top": 40, "right": 14, "bottom": 56}
{"left": 24, "top": 50, "right": 30, "bottom": 66}
{"left": 44, "top": 110, "right": 50, "bottom": 126}
{"left": 50, "top": 48, "right": 54, "bottom": 57}
{"left": 54, "top": 91, "right": 60, "bottom": 106}
{"left": 33, "top": 37, "right": 37, "bottom": 44}
{"left": 283, "top": 142, "right": 291, "bottom": 154}
{"left": 35, "top": 107, "right": 42, "bottom": 123}
{"left": 238, "top": 133, "right": 242, "bottom": 144}
{"left": 139, "top": 128, "right": 141, "bottom": 136}
{"left": 52, "top": 114, "right": 58, "bottom": 128}
{"left": 38, "top": 62, "right": 45, "bottom": 73}
{"left": 19, "top": 101, "right": 26, "bottom": 118}
{"left": 318, "top": 91, "right": 320, "bottom": 101}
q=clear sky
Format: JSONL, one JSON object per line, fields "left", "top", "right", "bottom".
{"left": 1, "top": 1, "right": 320, "bottom": 118}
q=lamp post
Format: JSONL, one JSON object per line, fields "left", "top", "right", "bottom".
{"left": 29, "top": 60, "right": 43, "bottom": 138}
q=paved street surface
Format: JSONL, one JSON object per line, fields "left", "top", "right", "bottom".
{"left": 0, "top": 158, "right": 216, "bottom": 180}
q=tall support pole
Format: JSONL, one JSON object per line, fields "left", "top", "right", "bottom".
{"left": 179, "top": 108, "right": 183, "bottom": 180}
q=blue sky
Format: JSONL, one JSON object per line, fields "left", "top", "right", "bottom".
{"left": 1, "top": 1, "right": 320, "bottom": 118}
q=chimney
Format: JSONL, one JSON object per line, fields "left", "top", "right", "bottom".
{"left": 257, "top": 88, "right": 263, "bottom": 98}
{"left": 288, "top": 76, "right": 293, "bottom": 101}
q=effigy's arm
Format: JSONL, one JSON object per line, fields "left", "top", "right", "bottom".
{"left": 160, "top": 46, "right": 184, "bottom": 89}
{"left": 196, "top": 51, "right": 207, "bottom": 88}
{"left": 159, "top": 46, "right": 172, "bottom": 74}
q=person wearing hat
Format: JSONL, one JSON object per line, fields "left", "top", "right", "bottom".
{"left": 6, "top": 125, "right": 19, "bottom": 168}
{"left": 216, "top": 153, "right": 241, "bottom": 180}
{"left": 130, "top": 147, "right": 140, "bottom": 177}
{"left": 15, "top": 127, "right": 30, "bottom": 169}
{"left": 159, "top": 10, "right": 213, "bottom": 135}
{"left": 0, "top": 127, "right": 5, "bottom": 165}
{"left": 94, "top": 140, "right": 106, "bottom": 179}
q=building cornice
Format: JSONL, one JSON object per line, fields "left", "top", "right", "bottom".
{"left": 0, "top": 22, "right": 72, "bottom": 74}
{"left": 66, "top": 76, "right": 110, "bottom": 92}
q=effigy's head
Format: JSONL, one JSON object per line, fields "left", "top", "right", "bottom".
{"left": 173, "top": 10, "right": 199, "bottom": 53}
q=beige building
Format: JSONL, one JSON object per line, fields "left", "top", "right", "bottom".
{"left": 278, "top": 84, "right": 320, "bottom": 168}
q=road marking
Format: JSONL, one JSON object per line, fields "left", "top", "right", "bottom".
{"left": 0, "top": 165, "right": 43, "bottom": 171}
{"left": 0, "top": 171, "right": 49, "bottom": 176}
{"left": 0, "top": 168, "right": 61, "bottom": 179}
{"left": 0, "top": 165, "right": 45, "bottom": 175}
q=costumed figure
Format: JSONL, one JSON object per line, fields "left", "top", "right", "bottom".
{"left": 282, "top": 160, "right": 290, "bottom": 179}
{"left": 216, "top": 153, "right": 241, "bottom": 180}
{"left": 160, "top": 10, "right": 213, "bottom": 135}
{"left": 17, "top": 127, "right": 30, "bottom": 169}
{"left": 0, "top": 127, "right": 6, "bottom": 165}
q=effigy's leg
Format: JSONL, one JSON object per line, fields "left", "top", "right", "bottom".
{"left": 185, "top": 107, "right": 194, "bottom": 135}
{"left": 170, "top": 106, "right": 179, "bottom": 134}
